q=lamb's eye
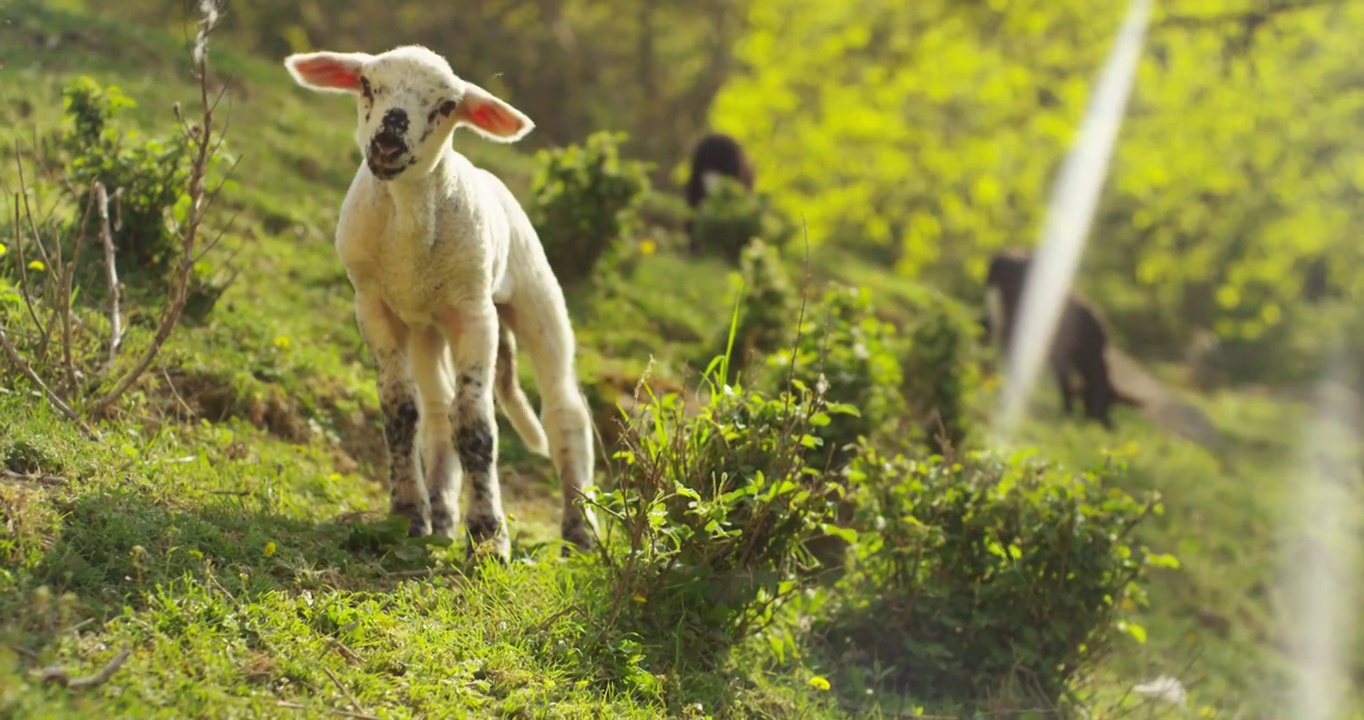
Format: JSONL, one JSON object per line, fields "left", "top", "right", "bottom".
{"left": 438, "top": 99, "right": 459, "bottom": 117}
{"left": 360, "top": 77, "right": 372, "bottom": 97}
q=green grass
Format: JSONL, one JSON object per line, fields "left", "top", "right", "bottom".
{"left": 2, "top": 3, "right": 1362, "bottom": 718}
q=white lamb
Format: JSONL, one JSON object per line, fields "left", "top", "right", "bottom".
{"left": 283, "top": 45, "right": 597, "bottom": 561}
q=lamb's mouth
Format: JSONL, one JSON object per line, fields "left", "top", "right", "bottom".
{"left": 367, "top": 156, "right": 413, "bottom": 180}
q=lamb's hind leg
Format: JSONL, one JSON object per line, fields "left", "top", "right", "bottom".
{"left": 355, "top": 295, "right": 427, "bottom": 536}
{"left": 501, "top": 303, "right": 597, "bottom": 553}
{"left": 440, "top": 302, "right": 510, "bottom": 561}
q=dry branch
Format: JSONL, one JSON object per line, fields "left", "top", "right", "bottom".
{"left": 0, "top": 323, "right": 98, "bottom": 439}
{"left": 95, "top": 182, "right": 123, "bottom": 367}
{"left": 320, "top": 665, "right": 369, "bottom": 718}
{"left": 0, "top": 469, "right": 69, "bottom": 487}
{"left": 89, "top": 0, "right": 232, "bottom": 417}
{"left": 38, "top": 647, "right": 132, "bottom": 690}
{"left": 276, "top": 700, "right": 381, "bottom": 720}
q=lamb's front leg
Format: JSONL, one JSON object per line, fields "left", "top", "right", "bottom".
{"left": 355, "top": 295, "right": 427, "bottom": 536}
{"left": 442, "top": 302, "right": 509, "bottom": 561}
{"left": 408, "top": 326, "right": 460, "bottom": 538}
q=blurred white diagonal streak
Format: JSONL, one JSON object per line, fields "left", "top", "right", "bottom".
{"left": 994, "top": 0, "right": 1153, "bottom": 439}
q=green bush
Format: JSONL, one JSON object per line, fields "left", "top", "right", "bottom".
{"left": 529, "top": 131, "right": 651, "bottom": 287}
{"left": 58, "top": 78, "right": 186, "bottom": 279}
{"left": 712, "top": 238, "right": 798, "bottom": 383}
{"left": 590, "top": 371, "right": 851, "bottom": 662}
{"left": 766, "top": 284, "right": 903, "bottom": 472}
{"left": 690, "top": 176, "right": 795, "bottom": 264}
{"left": 899, "top": 295, "right": 981, "bottom": 457}
{"left": 823, "top": 448, "right": 1169, "bottom": 709}
{"left": 54, "top": 76, "right": 231, "bottom": 314}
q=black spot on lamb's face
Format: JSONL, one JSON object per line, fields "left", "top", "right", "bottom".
{"left": 355, "top": 50, "right": 465, "bottom": 181}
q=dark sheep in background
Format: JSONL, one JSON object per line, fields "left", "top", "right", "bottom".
{"left": 982, "top": 249, "right": 1138, "bottom": 429}
{"left": 683, "top": 132, "right": 755, "bottom": 254}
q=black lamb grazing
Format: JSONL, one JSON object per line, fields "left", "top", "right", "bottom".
{"left": 982, "top": 249, "right": 1138, "bottom": 429}
{"left": 683, "top": 132, "right": 756, "bottom": 255}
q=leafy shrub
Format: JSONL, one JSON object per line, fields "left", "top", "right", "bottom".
{"left": 590, "top": 371, "right": 851, "bottom": 662}
{"left": 766, "top": 284, "right": 903, "bottom": 471}
{"left": 899, "top": 295, "right": 981, "bottom": 457}
{"left": 54, "top": 76, "right": 231, "bottom": 314}
{"left": 823, "top": 448, "right": 1169, "bottom": 709}
{"left": 712, "top": 238, "right": 798, "bottom": 383}
{"left": 690, "top": 176, "right": 795, "bottom": 264}
{"left": 529, "top": 131, "right": 651, "bottom": 287}
{"left": 59, "top": 78, "right": 187, "bottom": 279}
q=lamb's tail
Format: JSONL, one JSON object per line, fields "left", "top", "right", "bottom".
{"left": 495, "top": 322, "right": 550, "bottom": 457}
{"left": 1114, "top": 386, "right": 1144, "bottom": 408}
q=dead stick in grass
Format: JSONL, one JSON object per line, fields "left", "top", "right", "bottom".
{"left": 321, "top": 665, "right": 368, "bottom": 717}
{"left": 0, "top": 469, "right": 69, "bottom": 487}
{"left": 89, "top": 0, "right": 233, "bottom": 418}
{"left": 276, "top": 700, "right": 380, "bottom": 720}
{"left": 0, "top": 323, "right": 99, "bottom": 439}
{"left": 382, "top": 567, "right": 469, "bottom": 580}
{"left": 38, "top": 647, "right": 131, "bottom": 690}
{"left": 95, "top": 182, "right": 123, "bottom": 367}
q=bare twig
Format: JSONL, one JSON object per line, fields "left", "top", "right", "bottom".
{"left": 57, "top": 182, "right": 97, "bottom": 392}
{"left": 15, "top": 147, "right": 54, "bottom": 274}
{"left": 4, "top": 643, "right": 42, "bottom": 662}
{"left": 320, "top": 665, "right": 368, "bottom": 717}
{"left": 276, "top": 701, "right": 380, "bottom": 720}
{"left": 38, "top": 647, "right": 132, "bottom": 690}
{"left": 323, "top": 638, "right": 364, "bottom": 665}
{"left": 10, "top": 190, "right": 47, "bottom": 350}
{"left": 160, "top": 366, "right": 195, "bottom": 419}
{"left": 381, "top": 567, "right": 469, "bottom": 580}
{"left": 90, "top": 0, "right": 232, "bottom": 417}
{"left": 0, "top": 323, "right": 98, "bottom": 439}
{"left": 95, "top": 182, "right": 123, "bottom": 367}
{"left": 0, "top": 469, "right": 69, "bottom": 487}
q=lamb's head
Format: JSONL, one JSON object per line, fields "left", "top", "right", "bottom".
{"left": 985, "top": 250, "right": 1031, "bottom": 292}
{"left": 284, "top": 45, "right": 534, "bottom": 180}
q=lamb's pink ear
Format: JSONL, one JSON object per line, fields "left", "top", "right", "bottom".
{"left": 447, "top": 83, "right": 534, "bottom": 143}
{"left": 284, "top": 51, "right": 372, "bottom": 94}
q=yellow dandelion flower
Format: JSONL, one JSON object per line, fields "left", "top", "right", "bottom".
{"left": 27, "top": 260, "right": 46, "bottom": 272}
{"left": 0, "top": 242, "right": 7, "bottom": 257}
{"left": 631, "top": 594, "right": 647, "bottom": 604}
{"left": 638, "top": 238, "right": 657, "bottom": 257}
{"left": 807, "top": 676, "right": 831, "bottom": 691}
{"left": 263, "top": 541, "right": 277, "bottom": 557}
{"left": 272, "top": 335, "right": 291, "bottom": 350}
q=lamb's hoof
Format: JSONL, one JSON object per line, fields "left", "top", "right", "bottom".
{"left": 392, "top": 504, "right": 430, "bottom": 537}
{"left": 560, "top": 518, "right": 597, "bottom": 556}
{"left": 465, "top": 515, "right": 511, "bottom": 564}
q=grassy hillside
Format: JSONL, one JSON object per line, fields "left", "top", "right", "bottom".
{"left": 1, "top": 3, "right": 1361, "bottom": 719}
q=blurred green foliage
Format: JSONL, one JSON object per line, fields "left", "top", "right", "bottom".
{"left": 713, "top": 0, "right": 1364, "bottom": 385}
{"left": 826, "top": 448, "right": 1166, "bottom": 710}
{"left": 529, "top": 130, "right": 651, "bottom": 287}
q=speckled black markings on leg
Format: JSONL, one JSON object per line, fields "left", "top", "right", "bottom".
{"left": 465, "top": 513, "right": 505, "bottom": 552}
{"left": 429, "top": 500, "right": 454, "bottom": 537}
{"left": 455, "top": 409, "right": 502, "bottom": 551}
{"left": 455, "top": 418, "right": 495, "bottom": 474}
{"left": 382, "top": 399, "right": 426, "bottom": 536}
